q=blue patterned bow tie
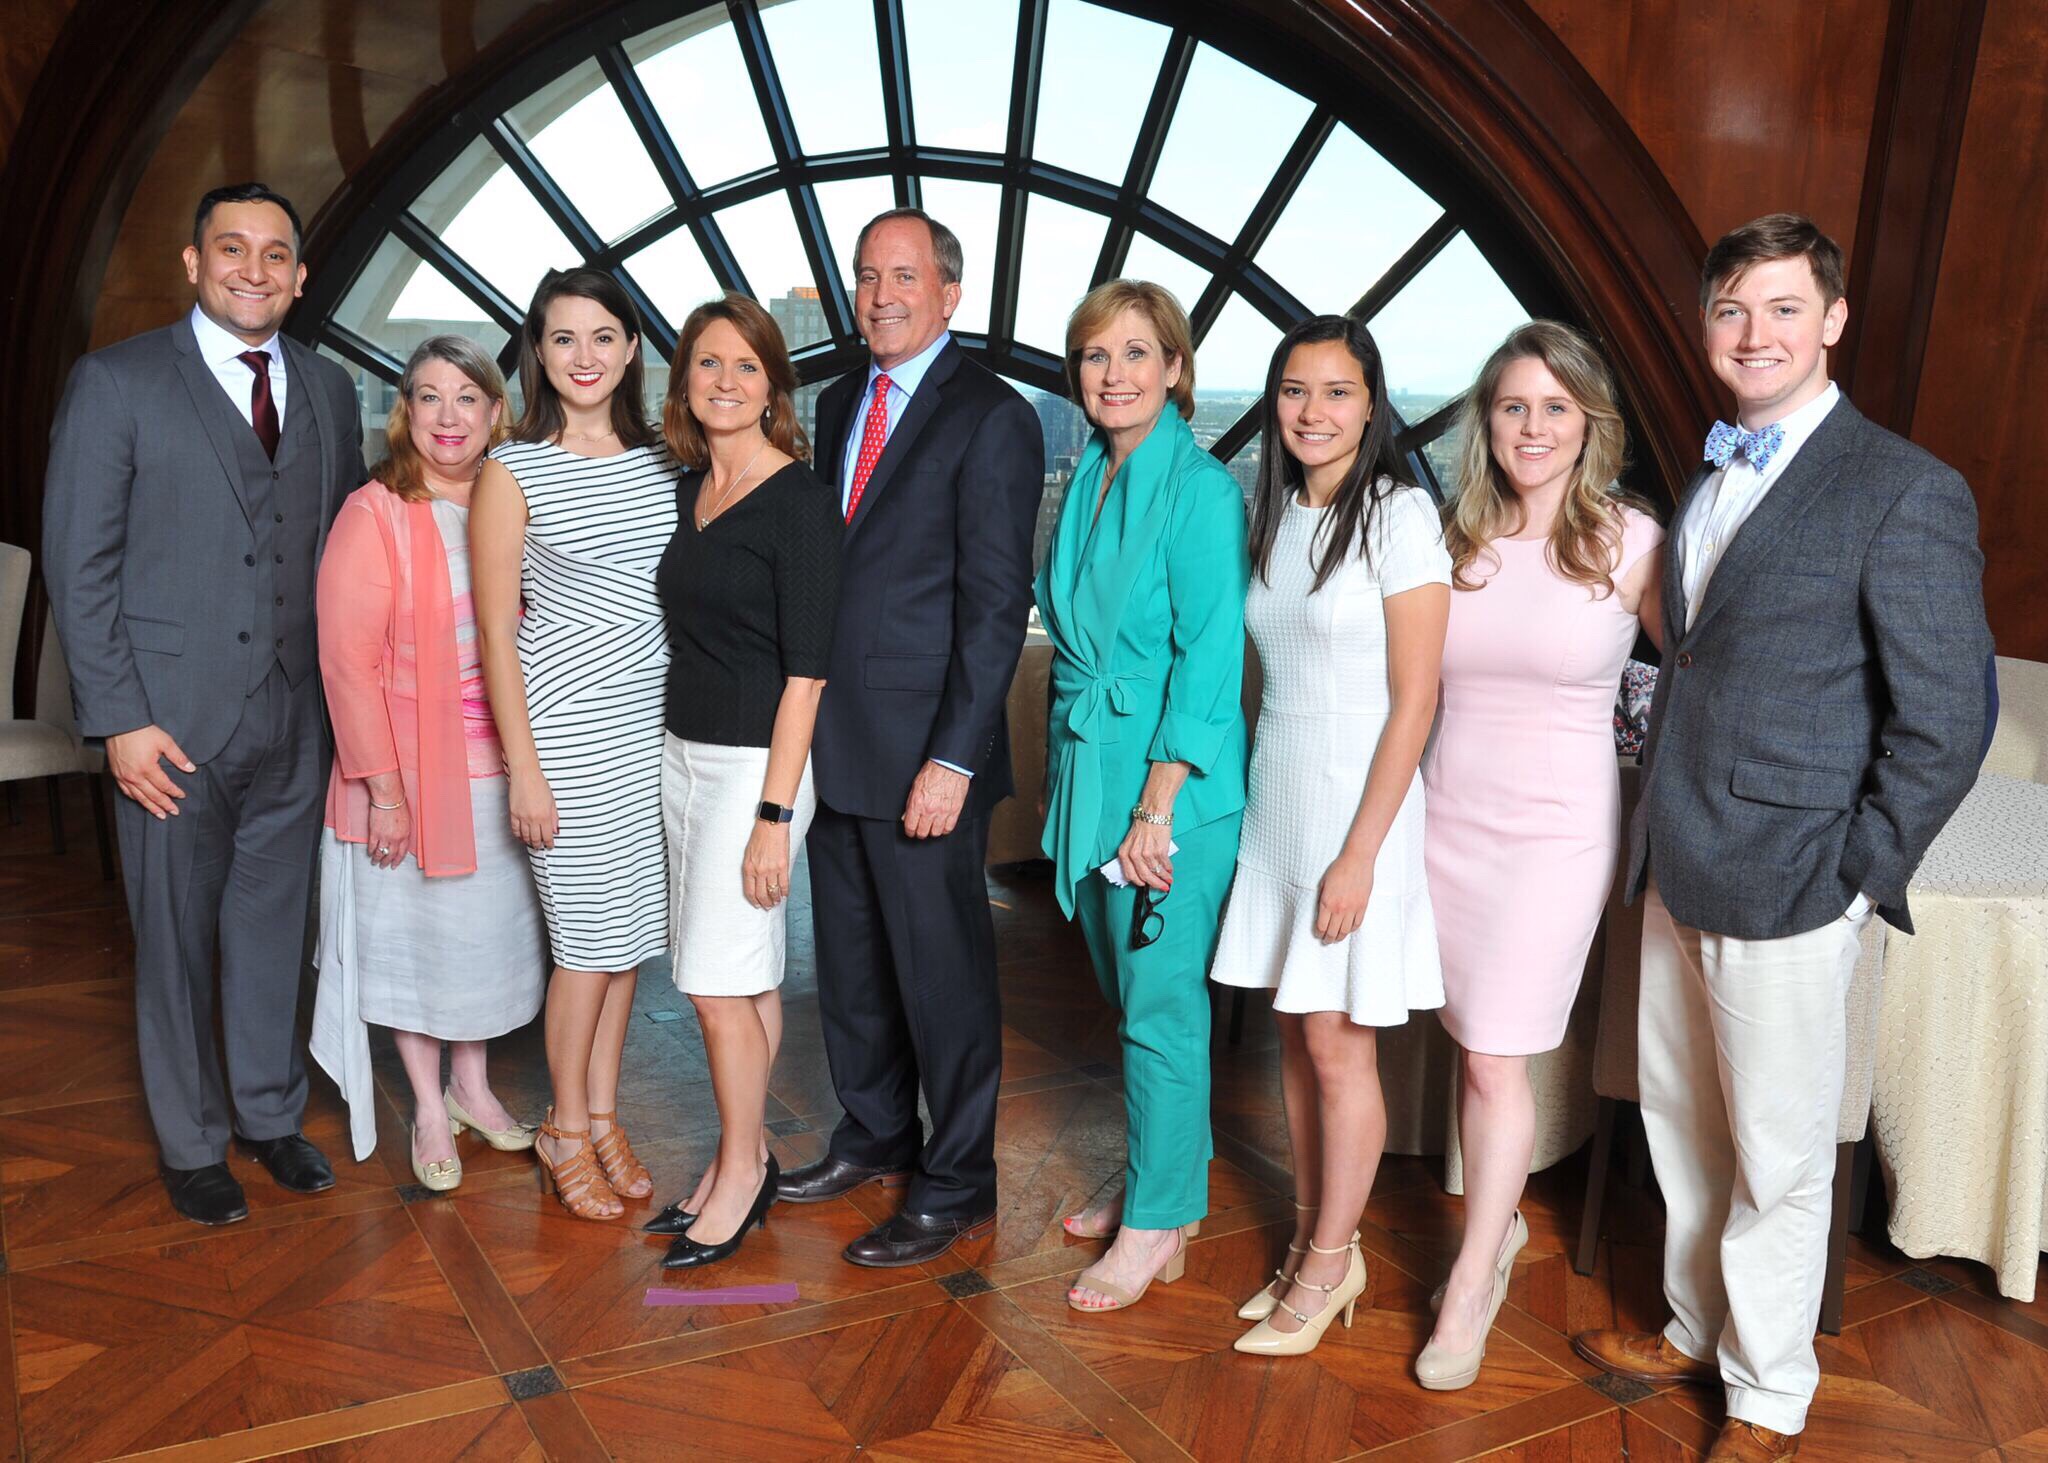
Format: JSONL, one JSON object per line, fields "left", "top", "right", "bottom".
{"left": 1704, "top": 420, "right": 1785, "bottom": 472}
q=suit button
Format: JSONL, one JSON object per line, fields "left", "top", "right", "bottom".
{"left": 238, "top": 631, "right": 250, "bottom": 643}
{"left": 274, "top": 637, "right": 284, "bottom": 647}
{"left": 274, "top": 512, "right": 284, "bottom": 523}
{"left": 274, "top": 596, "right": 285, "bottom": 607}
{"left": 244, "top": 554, "right": 255, "bottom": 566}
{"left": 1676, "top": 651, "right": 1694, "bottom": 668}
{"left": 274, "top": 554, "right": 283, "bottom": 564}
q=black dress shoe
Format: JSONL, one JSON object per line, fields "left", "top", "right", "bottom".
{"left": 843, "top": 1208, "right": 996, "bottom": 1268}
{"left": 162, "top": 1163, "right": 249, "bottom": 1226}
{"left": 662, "top": 1156, "right": 779, "bottom": 1270}
{"left": 240, "top": 1133, "right": 336, "bottom": 1193}
{"left": 643, "top": 1202, "right": 697, "bottom": 1235}
{"left": 775, "top": 1153, "right": 912, "bottom": 1204}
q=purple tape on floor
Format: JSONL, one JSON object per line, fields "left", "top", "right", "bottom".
{"left": 644, "top": 1283, "right": 800, "bottom": 1306}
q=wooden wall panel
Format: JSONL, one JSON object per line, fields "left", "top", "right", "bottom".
{"left": 1527, "top": 0, "right": 1890, "bottom": 253}
{"left": 1911, "top": 0, "right": 2048, "bottom": 659}
{"left": 0, "top": 0, "right": 76, "bottom": 170}
{"left": 88, "top": 0, "right": 542, "bottom": 350}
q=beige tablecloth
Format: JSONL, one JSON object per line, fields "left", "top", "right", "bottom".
{"left": 1871, "top": 772, "right": 2048, "bottom": 1300}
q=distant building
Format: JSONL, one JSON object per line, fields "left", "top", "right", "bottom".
{"left": 770, "top": 287, "right": 828, "bottom": 445}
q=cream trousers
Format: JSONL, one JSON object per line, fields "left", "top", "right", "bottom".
{"left": 1637, "top": 880, "right": 1869, "bottom": 1436}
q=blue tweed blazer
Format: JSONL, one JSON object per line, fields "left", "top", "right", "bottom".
{"left": 1625, "top": 394, "right": 1991, "bottom": 938}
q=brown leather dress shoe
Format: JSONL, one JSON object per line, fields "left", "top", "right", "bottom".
{"left": 1571, "top": 1328, "right": 1718, "bottom": 1384}
{"left": 1708, "top": 1419, "right": 1799, "bottom": 1460}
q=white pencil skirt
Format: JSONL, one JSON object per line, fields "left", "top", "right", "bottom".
{"left": 661, "top": 733, "right": 816, "bottom": 997}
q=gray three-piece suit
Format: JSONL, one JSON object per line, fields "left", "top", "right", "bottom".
{"left": 43, "top": 313, "right": 365, "bottom": 1169}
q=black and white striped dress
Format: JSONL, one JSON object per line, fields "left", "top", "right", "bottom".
{"left": 495, "top": 439, "right": 678, "bottom": 971}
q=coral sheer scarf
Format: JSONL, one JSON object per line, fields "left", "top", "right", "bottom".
{"left": 317, "top": 481, "right": 479, "bottom": 875}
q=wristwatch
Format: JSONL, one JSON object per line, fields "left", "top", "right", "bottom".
{"left": 757, "top": 801, "right": 795, "bottom": 825}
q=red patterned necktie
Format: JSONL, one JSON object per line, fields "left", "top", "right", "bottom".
{"left": 844, "top": 372, "right": 893, "bottom": 523}
{"left": 238, "top": 349, "right": 280, "bottom": 459}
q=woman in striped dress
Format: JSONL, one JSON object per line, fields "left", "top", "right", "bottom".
{"left": 473, "top": 269, "right": 677, "bottom": 1221}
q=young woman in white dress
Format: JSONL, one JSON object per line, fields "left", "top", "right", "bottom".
{"left": 1210, "top": 314, "right": 1451, "bottom": 1355}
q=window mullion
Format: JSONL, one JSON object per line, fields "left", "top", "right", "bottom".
{"left": 1091, "top": 29, "right": 1195, "bottom": 287}
{"left": 1351, "top": 212, "right": 1459, "bottom": 323}
{"left": 987, "top": 0, "right": 1048, "bottom": 353}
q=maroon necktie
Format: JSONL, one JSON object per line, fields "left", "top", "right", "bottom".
{"left": 237, "top": 350, "right": 280, "bottom": 459}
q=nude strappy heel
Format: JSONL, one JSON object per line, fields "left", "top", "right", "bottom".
{"left": 1240, "top": 1200, "right": 1317, "bottom": 1321}
{"left": 535, "top": 1109, "right": 621, "bottom": 1221}
{"left": 588, "top": 1109, "right": 652, "bottom": 1199}
{"left": 1233, "top": 1235, "right": 1369, "bottom": 1355}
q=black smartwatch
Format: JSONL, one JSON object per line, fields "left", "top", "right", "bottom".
{"left": 757, "top": 801, "right": 795, "bottom": 825}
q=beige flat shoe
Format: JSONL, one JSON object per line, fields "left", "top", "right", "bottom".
{"left": 411, "top": 1123, "right": 462, "bottom": 1193}
{"left": 1415, "top": 1210, "right": 1527, "bottom": 1390}
{"left": 444, "top": 1088, "right": 537, "bottom": 1152}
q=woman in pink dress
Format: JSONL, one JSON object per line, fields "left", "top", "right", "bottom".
{"left": 1415, "top": 322, "right": 1664, "bottom": 1389}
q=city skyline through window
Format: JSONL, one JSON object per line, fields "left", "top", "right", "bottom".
{"left": 309, "top": 0, "right": 1532, "bottom": 513}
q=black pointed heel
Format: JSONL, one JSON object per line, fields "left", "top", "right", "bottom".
{"left": 643, "top": 1203, "right": 697, "bottom": 1235}
{"left": 661, "top": 1155, "right": 779, "bottom": 1270}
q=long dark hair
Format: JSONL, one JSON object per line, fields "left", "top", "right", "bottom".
{"left": 1247, "top": 314, "right": 1408, "bottom": 592}
{"left": 512, "top": 268, "right": 656, "bottom": 448}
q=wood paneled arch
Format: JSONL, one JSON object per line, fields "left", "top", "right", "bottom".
{"left": 0, "top": 0, "right": 1715, "bottom": 567}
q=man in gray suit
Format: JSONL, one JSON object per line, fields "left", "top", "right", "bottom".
{"left": 1572, "top": 215, "right": 1992, "bottom": 1462}
{"left": 43, "top": 183, "right": 367, "bottom": 1225}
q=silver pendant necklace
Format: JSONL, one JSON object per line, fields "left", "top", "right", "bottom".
{"left": 698, "top": 440, "right": 768, "bottom": 529}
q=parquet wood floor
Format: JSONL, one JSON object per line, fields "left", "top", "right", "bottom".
{"left": 4, "top": 776, "right": 2047, "bottom": 1461}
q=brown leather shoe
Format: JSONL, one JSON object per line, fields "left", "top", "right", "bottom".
{"left": 1571, "top": 1328, "right": 1717, "bottom": 1384}
{"left": 1707, "top": 1419, "right": 1799, "bottom": 1461}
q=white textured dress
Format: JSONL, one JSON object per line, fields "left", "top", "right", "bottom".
{"left": 1211, "top": 484, "right": 1451, "bottom": 1025}
{"left": 494, "top": 439, "right": 677, "bottom": 971}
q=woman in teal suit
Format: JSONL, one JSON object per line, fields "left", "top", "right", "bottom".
{"left": 1038, "top": 280, "right": 1250, "bottom": 1314}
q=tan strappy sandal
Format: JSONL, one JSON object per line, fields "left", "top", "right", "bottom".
{"left": 536, "top": 1109, "right": 622, "bottom": 1221}
{"left": 1067, "top": 1227, "right": 1188, "bottom": 1313}
{"left": 589, "top": 1110, "right": 652, "bottom": 1199}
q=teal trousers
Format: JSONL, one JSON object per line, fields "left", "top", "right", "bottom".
{"left": 1073, "top": 811, "right": 1241, "bottom": 1229}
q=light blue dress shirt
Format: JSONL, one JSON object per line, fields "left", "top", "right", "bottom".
{"left": 838, "top": 331, "right": 973, "bottom": 780}
{"left": 838, "top": 329, "right": 953, "bottom": 514}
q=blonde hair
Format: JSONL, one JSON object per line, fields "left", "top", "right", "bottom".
{"left": 662, "top": 293, "right": 810, "bottom": 470}
{"left": 372, "top": 336, "right": 511, "bottom": 503}
{"left": 1444, "top": 321, "right": 1647, "bottom": 594}
{"left": 1063, "top": 279, "right": 1195, "bottom": 422}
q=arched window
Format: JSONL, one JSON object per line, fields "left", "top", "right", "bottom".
{"left": 302, "top": 0, "right": 1542, "bottom": 557}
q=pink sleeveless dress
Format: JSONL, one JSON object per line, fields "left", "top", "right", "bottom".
{"left": 1422, "top": 508, "right": 1662, "bottom": 1055}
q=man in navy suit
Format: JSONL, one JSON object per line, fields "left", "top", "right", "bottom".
{"left": 776, "top": 209, "right": 1042, "bottom": 1266}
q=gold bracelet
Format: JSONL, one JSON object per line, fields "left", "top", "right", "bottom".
{"left": 1130, "top": 805, "right": 1171, "bottom": 827}
{"left": 369, "top": 796, "right": 404, "bottom": 811}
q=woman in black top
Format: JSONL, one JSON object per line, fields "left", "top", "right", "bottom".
{"left": 644, "top": 294, "right": 840, "bottom": 1268}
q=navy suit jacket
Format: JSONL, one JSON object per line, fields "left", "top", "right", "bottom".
{"left": 809, "top": 341, "right": 1044, "bottom": 821}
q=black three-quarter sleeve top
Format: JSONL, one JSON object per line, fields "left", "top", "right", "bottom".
{"left": 658, "top": 460, "right": 842, "bottom": 748}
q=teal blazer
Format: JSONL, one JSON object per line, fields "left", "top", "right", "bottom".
{"left": 1034, "top": 410, "right": 1250, "bottom": 916}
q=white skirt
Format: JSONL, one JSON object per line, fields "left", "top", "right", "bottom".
{"left": 311, "top": 775, "right": 548, "bottom": 1160}
{"left": 662, "top": 734, "right": 815, "bottom": 997}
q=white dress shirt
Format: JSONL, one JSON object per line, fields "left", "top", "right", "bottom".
{"left": 189, "top": 304, "right": 288, "bottom": 431}
{"left": 1676, "top": 382, "right": 1868, "bottom": 920}
{"left": 1676, "top": 381, "right": 1838, "bottom": 628}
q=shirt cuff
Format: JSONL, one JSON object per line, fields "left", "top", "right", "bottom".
{"left": 1843, "top": 891, "right": 1873, "bottom": 921}
{"left": 931, "top": 759, "right": 974, "bottom": 779}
